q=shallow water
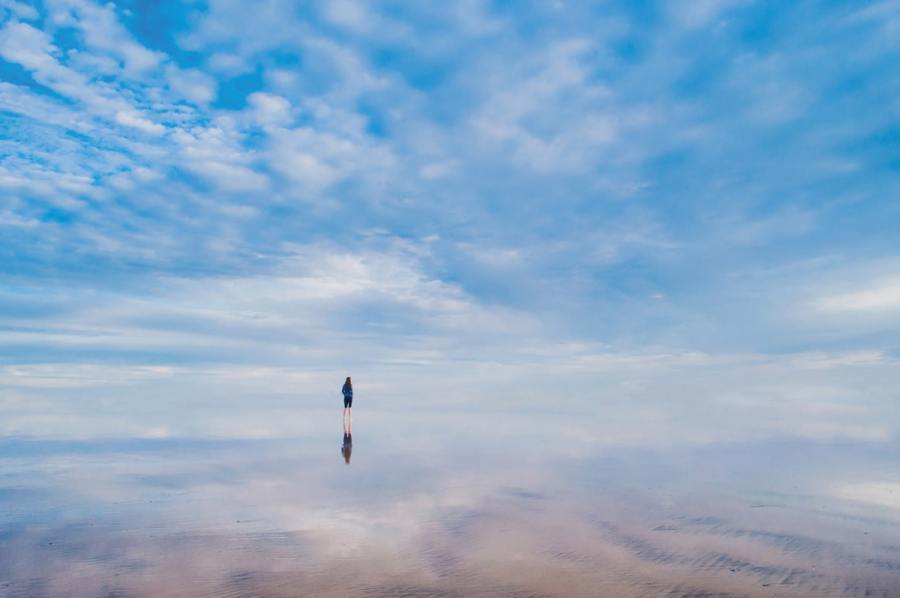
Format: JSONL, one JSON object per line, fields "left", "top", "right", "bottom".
{"left": 2, "top": 404, "right": 899, "bottom": 597}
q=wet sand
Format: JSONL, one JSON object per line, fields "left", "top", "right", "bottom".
{"left": 1, "top": 431, "right": 898, "bottom": 597}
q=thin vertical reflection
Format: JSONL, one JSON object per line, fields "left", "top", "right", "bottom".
{"left": 342, "top": 411, "right": 353, "bottom": 465}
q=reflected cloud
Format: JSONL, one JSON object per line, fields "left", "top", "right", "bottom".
{"left": 1, "top": 432, "right": 899, "bottom": 596}
{"left": 1, "top": 349, "right": 898, "bottom": 447}
{"left": 834, "top": 481, "right": 900, "bottom": 514}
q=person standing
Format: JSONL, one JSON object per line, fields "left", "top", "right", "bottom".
{"left": 342, "top": 376, "right": 353, "bottom": 411}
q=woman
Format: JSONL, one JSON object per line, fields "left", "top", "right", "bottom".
{"left": 342, "top": 376, "right": 353, "bottom": 410}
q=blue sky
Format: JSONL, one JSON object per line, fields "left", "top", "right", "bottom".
{"left": 0, "top": 0, "right": 899, "bottom": 440}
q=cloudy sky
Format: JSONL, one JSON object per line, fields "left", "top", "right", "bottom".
{"left": 0, "top": 0, "right": 898, "bottom": 439}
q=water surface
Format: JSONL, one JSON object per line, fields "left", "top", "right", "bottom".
{"left": 2, "top": 403, "right": 899, "bottom": 597}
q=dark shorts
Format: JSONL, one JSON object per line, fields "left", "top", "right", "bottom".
{"left": 344, "top": 396, "right": 352, "bottom": 408}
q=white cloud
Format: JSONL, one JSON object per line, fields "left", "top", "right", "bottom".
{"left": 0, "top": 244, "right": 539, "bottom": 371}
{"left": 0, "top": 164, "right": 94, "bottom": 200}
{"left": 188, "top": 159, "right": 269, "bottom": 192}
{"left": 321, "top": 0, "right": 370, "bottom": 31}
{"left": 266, "top": 108, "right": 394, "bottom": 194}
{"left": 207, "top": 52, "right": 250, "bottom": 74}
{"left": 166, "top": 66, "right": 217, "bottom": 104}
{"left": 419, "top": 161, "right": 456, "bottom": 180}
{"left": 272, "top": 146, "right": 337, "bottom": 190}
{"left": 0, "top": 20, "right": 64, "bottom": 73}
{"left": 0, "top": 197, "right": 39, "bottom": 228}
{"left": 2, "top": 0, "right": 39, "bottom": 20}
{"left": 0, "top": 83, "right": 89, "bottom": 130}
{"left": 1, "top": 0, "right": 897, "bottom": 378}
{"left": 115, "top": 110, "right": 166, "bottom": 135}
{"left": 105, "top": 166, "right": 163, "bottom": 191}
{"left": 714, "top": 205, "right": 816, "bottom": 245}
{"left": 668, "top": 0, "right": 743, "bottom": 28}
{"left": 46, "top": 0, "right": 164, "bottom": 75}
{"left": 450, "top": 0, "right": 505, "bottom": 36}
{"left": 302, "top": 35, "right": 389, "bottom": 98}
{"left": 248, "top": 92, "right": 292, "bottom": 127}
{"left": 172, "top": 121, "right": 269, "bottom": 192}
{"left": 0, "top": 20, "right": 161, "bottom": 129}
{"left": 160, "top": 246, "right": 521, "bottom": 335}
{"left": 470, "top": 39, "right": 622, "bottom": 172}
{"left": 817, "top": 280, "right": 900, "bottom": 313}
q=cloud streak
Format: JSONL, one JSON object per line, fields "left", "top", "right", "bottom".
{"left": 818, "top": 279, "right": 900, "bottom": 313}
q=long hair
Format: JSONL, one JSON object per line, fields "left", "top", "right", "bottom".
{"left": 344, "top": 376, "right": 352, "bottom": 390}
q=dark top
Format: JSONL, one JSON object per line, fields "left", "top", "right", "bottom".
{"left": 342, "top": 382, "right": 353, "bottom": 398}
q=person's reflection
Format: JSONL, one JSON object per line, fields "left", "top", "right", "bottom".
{"left": 341, "top": 413, "right": 352, "bottom": 465}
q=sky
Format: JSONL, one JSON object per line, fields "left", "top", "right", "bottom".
{"left": 0, "top": 0, "right": 899, "bottom": 440}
